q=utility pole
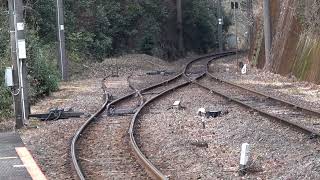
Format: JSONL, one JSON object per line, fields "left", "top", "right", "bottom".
{"left": 263, "top": 0, "right": 272, "bottom": 70}
{"left": 8, "top": 0, "right": 28, "bottom": 128}
{"left": 247, "top": 0, "right": 253, "bottom": 51}
{"left": 177, "top": 0, "right": 184, "bottom": 56}
{"left": 8, "top": 0, "right": 23, "bottom": 128}
{"left": 56, "top": 0, "right": 68, "bottom": 81}
{"left": 217, "top": 0, "right": 223, "bottom": 52}
{"left": 16, "top": 0, "right": 29, "bottom": 125}
{"left": 231, "top": 1, "right": 239, "bottom": 65}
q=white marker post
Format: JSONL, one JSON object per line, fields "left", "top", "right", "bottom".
{"left": 197, "top": 108, "right": 206, "bottom": 129}
{"left": 239, "top": 143, "right": 250, "bottom": 175}
{"left": 241, "top": 64, "right": 247, "bottom": 75}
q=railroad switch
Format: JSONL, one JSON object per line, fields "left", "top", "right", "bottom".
{"left": 108, "top": 108, "right": 137, "bottom": 116}
{"left": 206, "top": 111, "right": 222, "bottom": 118}
{"left": 190, "top": 141, "right": 209, "bottom": 148}
{"left": 29, "top": 108, "right": 85, "bottom": 121}
{"left": 197, "top": 108, "right": 227, "bottom": 118}
{"left": 309, "top": 133, "right": 318, "bottom": 139}
{"left": 146, "top": 70, "right": 175, "bottom": 76}
{"left": 110, "top": 95, "right": 118, "bottom": 101}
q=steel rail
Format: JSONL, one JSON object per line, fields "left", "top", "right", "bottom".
{"left": 105, "top": 52, "right": 226, "bottom": 114}
{"left": 70, "top": 74, "right": 185, "bottom": 180}
{"left": 206, "top": 58, "right": 320, "bottom": 136}
{"left": 70, "top": 52, "right": 234, "bottom": 180}
{"left": 206, "top": 72, "right": 320, "bottom": 117}
{"left": 129, "top": 81, "right": 191, "bottom": 180}
{"left": 70, "top": 92, "right": 111, "bottom": 180}
{"left": 193, "top": 80, "right": 320, "bottom": 137}
{"left": 188, "top": 56, "right": 320, "bottom": 137}
{"left": 128, "top": 52, "right": 234, "bottom": 179}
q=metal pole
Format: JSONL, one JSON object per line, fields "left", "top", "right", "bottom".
{"left": 177, "top": 0, "right": 184, "bottom": 56}
{"left": 234, "top": 2, "right": 239, "bottom": 65}
{"left": 8, "top": 0, "right": 23, "bottom": 128}
{"left": 218, "top": 0, "right": 223, "bottom": 52}
{"left": 15, "top": 0, "right": 29, "bottom": 125}
{"left": 56, "top": 0, "right": 68, "bottom": 81}
{"left": 263, "top": 0, "right": 272, "bottom": 70}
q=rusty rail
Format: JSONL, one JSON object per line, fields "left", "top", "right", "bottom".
{"left": 189, "top": 57, "right": 320, "bottom": 137}
{"left": 71, "top": 51, "right": 234, "bottom": 180}
{"left": 128, "top": 52, "right": 234, "bottom": 179}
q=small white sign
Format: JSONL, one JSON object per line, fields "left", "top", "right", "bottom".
{"left": 60, "top": 25, "right": 64, "bottom": 30}
{"left": 5, "top": 67, "right": 14, "bottom": 87}
{"left": 18, "top": 39, "right": 27, "bottom": 59}
{"left": 17, "top": 22, "right": 24, "bottom": 31}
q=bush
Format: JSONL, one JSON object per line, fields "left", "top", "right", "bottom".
{"left": 28, "top": 0, "right": 229, "bottom": 60}
{"left": 182, "top": 0, "right": 223, "bottom": 53}
{"left": 26, "top": 30, "right": 60, "bottom": 99}
{"left": 0, "top": 64, "right": 13, "bottom": 118}
{"left": 0, "top": 7, "right": 13, "bottom": 118}
{"left": 0, "top": 16, "right": 59, "bottom": 119}
{"left": 0, "top": 73, "right": 12, "bottom": 117}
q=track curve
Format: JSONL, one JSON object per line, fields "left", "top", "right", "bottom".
{"left": 190, "top": 55, "right": 320, "bottom": 137}
{"left": 70, "top": 52, "right": 235, "bottom": 179}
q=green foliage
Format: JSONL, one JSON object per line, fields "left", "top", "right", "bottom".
{"left": 0, "top": 0, "right": 232, "bottom": 119}
{"left": 28, "top": 0, "right": 228, "bottom": 60}
{"left": 0, "top": 72, "right": 12, "bottom": 117}
{"left": 0, "top": 8, "right": 9, "bottom": 58}
{"left": 68, "top": 31, "right": 95, "bottom": 62}
{"left": 183, "top": 0, "right": 219, "bottom": 53}
{"left": 0, "top": 62, "right": 12, "bottom": 118}
{"left": 0, "top": 8, "right": 13, "bottom": 118}
{"left": 26, "top": 0, "right": 56, "bottom": 41}
{"left": 26, "top": 30, "right": 60, "bottom": 99}
{"left": 0, "top": 7, "right": 60, "bottom": 118}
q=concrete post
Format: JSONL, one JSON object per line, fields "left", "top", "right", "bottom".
{"left": 15, "top": 0, "right": 29, "bottom": 124}
{"left": 8, "top": 0, "right": 23, "bottom": 128}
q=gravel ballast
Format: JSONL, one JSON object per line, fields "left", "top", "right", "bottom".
{"left": 20, "top": 79, "right": 104, "bottom": 179}
{"left": 209, "top": 55, "right": 320, "bottom": 111}
{"left": 19, "top": 53, "right": 320, "bottom": 179}
{"left": 137, "top": 84, "right": 320, "bottom": 179}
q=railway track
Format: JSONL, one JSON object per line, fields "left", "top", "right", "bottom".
{"left": 70, "top": 52, "right": 234, "bottom": 179}
{"left": 71, "top": 50, "right": 320, "bottom": 179}
{"left": 191, "top": 58, "right": 320, "bottom": 138}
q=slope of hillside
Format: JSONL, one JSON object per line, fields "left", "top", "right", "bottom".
{"left": 252, "top": 0, "right": 320, "bottom": 84}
